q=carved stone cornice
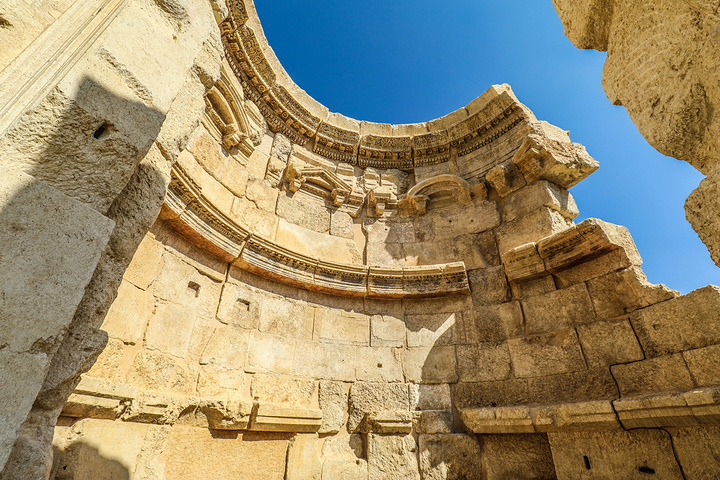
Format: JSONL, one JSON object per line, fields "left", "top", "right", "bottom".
{"left": 164, "top": 165, "right": 470, "bottom": 298}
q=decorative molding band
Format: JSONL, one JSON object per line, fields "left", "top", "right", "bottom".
{"left": 461, "top": 386, "right": 720, "bottom": 434}
{"left": 0, "top": 0, "right": 128, "bottom": 136}
{"left": 222, "top": 0, "right": 533, "bottom": 169}
{"left": 164, "top": 165, "right": 471, "bottom": 298}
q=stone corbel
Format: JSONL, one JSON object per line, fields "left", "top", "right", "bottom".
{"left": 284, "top": 160, "right": 306, "bottom": 193}
{"left": 368, "top": 187, "right": 393, "bottom": 217}
{"left": 397, "top": 194, "right": 429, "bottom": 216}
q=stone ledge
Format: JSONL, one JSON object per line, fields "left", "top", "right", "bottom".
{"left": 165, "top": 165, "right": 471, "bottom": 298}
{"left": 62, "top": 375, "right": 322, "bottom": 433}
{"left": 460, "top": 386, "right": 720, "bottom": 434}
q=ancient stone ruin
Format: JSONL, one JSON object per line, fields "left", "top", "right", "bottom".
{"left": 2, "top": 0, "right": 720, "bottom": 478}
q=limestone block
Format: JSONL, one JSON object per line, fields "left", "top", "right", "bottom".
{"left": 370, "top": 315, "right": 406, "bottom": 348}
{"left": 293, "top": 341, "right": 356, "bottom": 382}
{"left": 199, "top": 325, "right": 249, "bottom": 370}
{"left": 145, "top": 302, "right": 198, "bottom": 358}
{"left": 457, "top": 342, "right": 512, "bottom": 383}
{"left": 686, "top": 166, "right": 720, "bottom": 267}
{"left": 258, "top": 294, "right": 314, "bottom": 341}
{"left": 275, "top": 218, "right": 362, "bottom": 265}
{"left": 276, "top": 192, "right": 329, "bottom": 233}
{"left": 474, "top": 230, "right": 501, "bottom": 267}
{"left": 503, "top": 180, "right": 578, "bottom": 223}
{"left": 86, "top": 338, "right": 125, "bottom": 382}
{"left": 495, "top": 207, "right": 573, "bottom": 255}
{"left": 252, "top": 404, "right": 323, "bottom": 433}
{"left": 416, "top": 411, "right": 454, "bottom": 434}
{"left": 548, "top": 429, "right": 683, "bottom": 480}
{"left": 286, "top": 434, "right": 322, "bottom": 480}
{"left": 355, "top": 347, "right": 404, "bottom": 383}
{"left": 403, "top": 295, "right": 472, "bottom": 315}
{"left": 452, "top": 379, "right": 530, "bottom": 409}
{"left": 428, "top": 200, "right": 500, "bottom": 240}
{"left": 611, "top": 354, "right": 695, "bottom": 397}
{"left": 348, "top": 382, "right": 409, "bottom": 433}
{"left": 246, "top": 331, "right": 295, "bottom": 375}
{"left": 405, "top": 312, "right": 458, "bottom": 347}
{"left": 367, "top": 411, "right": 413, "bottom": 434}
{"left": 123, "top": 234, "right": 165, "bottom": 290}
{"left": 403, "top": 234, "right": 489, "bottom": 270}
{"left": 528, "top": 368, "right": 618, "bottom": 404}
{"left": 467, "top": 266, "right": 511, "bottom": 305}
{"left": 507, "top": 329, "right": 586, "bottom": 378}
{"left": 630, "top": 285, "right": 720, "bottom": 357}
{"left": 481, "top": 433, "right": 556, "bottom": 480}
{"left": 101, "top": 280, "right": 154, "bottom": 345}
{"left": 402, "top": 346, "right": 458, "bottom": 384}
{"left": 367, "top": 434, "right": 420, "bottom": 480}
{"left": 670, "top": 426, "right": 720, "bottom": 479}
{"left": 513, "top": 134, "right": 599, "bottom": 189}
{"left": 187, "top": 126, "right": 249, "bottom": 197}
{"left": 587, "top": 267, "right": 676, "bottom": 319}
{"left": 409, "top": 384, "right": 453, "bottom": 411}
{"left": 0, "top": 351, "right": 48, "bottom": 470}
{"left": 314, "top": 309, "right": 370, "bottom": 346}
{"left": 162, "top": 427, "right": 290, "bottom": 480}
{"left": 216, "top": 281, "right": 261, "bottom": 329}
{"left": 319, "top": 381, "right": 348, "bottom": 434}
{"left": 251, "top": 374, "right": 316, "bottom": 407}
{"left": 537, "top": 218, "right": 642, "bottom": 275}
{"left": 551, "top": 0, "right": 614, "bottom": 50}
{"left": 195, "top": 399, "right": 253, "bottom": 431}
{"left": 322, "top": 433, "right": 365, "bottom": 459}
{"left": 522, "top": 283, "right": 595, "bottom": 334}
{"left": 485, "top": 160, "right": 527, "bottom": 197}
{"left": 0, "top": 166, "right": 114, "bottom": 354}
{"left": 501, "top": 243, "right": 546, "bottom": 282}
{"left": 684, "top": 344, "right": 720, "bottom": 388}
{"left": 230, "top": 195, "right": 278, "bottom": 239}
{"left": 366, "top": 241, "right": 405, "bottom": 267}
{"left": 365, "top": 219, "right": 416, "bottom": 244}
{"left": 152, "top": 251, "right": 222, "bottom": 317}
{"left": 461, "top": 405, "right": 534, "bottom": 435}
{"left": 322, "top": 459, "right": 368, "bottom": 480}
{"left": 330, "top": 210, "right": 355, "bottom": 239}
{"left": 577, "top": 319, "right": 644, "bottom": 368}
{"left": 418, "top": 434, "right": 483, "bottom": 480}
{"left": 463, "top": 302, "right": 524, "bottom": 343}
{"left": 552, "top": 249, "right": 637, "bottom": 288}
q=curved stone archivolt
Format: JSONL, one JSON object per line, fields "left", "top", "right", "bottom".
{"left": 3, "top": 0, "right": 720, "bottom": 478}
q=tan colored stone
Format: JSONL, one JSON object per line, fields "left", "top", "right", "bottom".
{"left": 462, "top": 302, "right": 524, "bottom": 343}
{"left": 275, "top": 218, "right": 362, "bottom": 265}
{"left": 258, "top": 294, "right": 314, "bottom": 341}
{"left": 481, "top": 433, "right": 556, "bottom": 480}
{"left": 101, "top": 280, "right": 154, "bottom": 345}
{"left": 457, "top": 343, "right": 512, "bottom": 383}
{"left": 577, "top": 319, "right": 644, "bottom": 368}
{"left": 318, "top": 381, "right": 348, "bottom": 434}
{"left": 145, "top": 302, "right": 198, "bottom": 358}
{"left": 123, "top": 234, "right": 165, "bottom": 290}
{"left": 670, "top": 426, "right": 720, "bottom": 480}
{"left": 199, "top": 325, "right": 249, "bottom": 370}
{"left": 85, "top": 338, "right": 125, "bottom": 382}
{"left": 367, "top": 434, "right": 420, "bottom": 480}
{"left": 452, "top": 379, "right": 530, "bottom": 409}
{"left": 496, "top": 207, "right": 573, "bottom": 254}
{"left": 508, "top": 329, "right": 586, "bottom": 378}
{"left": 587, "top": 267, "right": 676, "bottom": 319}
{"left": 354, "top": 347, "right": 404, "bottom": 383}
{"left": 418, "top": 434, "right": 483, "bottom": 480}
{"left": 286, "top": 434, "right": 322, "bottom": 480}
{"left": 486, "top": 160, "right": 527, "bottom": 197}
{"left": 630, "top": 286, "right": 720, "bottom": 357}
{"left": 293, "top": 342, "right": 356, "bottom": 382}
{"left": 428, "top": 200, "right": 500, "bottom": 239}
{"left": 216, "top": 281, "right": 261, "bottom": 329}
{"left": 402, "top": 346, "right": 458, "bottom": 384}
{"left": 230, "top": 195, "right": 279, "bottom": 239}
{"left": 314, "top": 309, "right": 369, "bottom": 346}
{"left": 124, "top": 350, "right": 175, "bottom": 392}
{"left": 528, "top": 368, "right": 618, "bottom": 404}
{"left": 548, "top": 429, "right": 683, "bottom": 479}
{"left": 467, "top": 266, "right": 511, "bottom": 305}
{"left": 522, "top": 282, "right": 595, "bottom": 334}
{"left": 503, "top": 180, "right": 578, "bottom": 223}
{"left": 416, "top": 411, "right": 454, "bottom": 434}
{"left": 330, "top": 210, "right": 355, "bottom": 239}
{"left": 611, "top": 354, "right": 694, "bottom": 397}
{"left": 246, "top": 331, "right": 295, "bottom": 375}
{"left": 683, "top": 344, "right": 720, "bottom": 388}
{"left": 370, "top": 315, "right": 406, "bottom": 348}
{"left": 405, "top": 312, "right": 458, "bottom": 347}
{"left": 410, "top": 384, "right": 452, "bottom": 411}
{"left": 348, "top": 382, "right": 409, "bottom": 433}
{"left": 152, "top": 251, "right": 222, "bottom": 318}
{"left": 276, "top": 191, "right": 329, "bottom": 233}
{"left": 251, "top": 374, "right": 315, "bottom": 407}
{"left": 252, "top": 404, "right": 322, "bottom": 433}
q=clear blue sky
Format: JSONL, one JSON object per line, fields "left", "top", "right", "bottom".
{"left": 255, "top": 0, "right": 720, "bottom": 294}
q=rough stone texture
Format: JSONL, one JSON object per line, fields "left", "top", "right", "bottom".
{"left": 286, "top": 434, "right": 322, "bottom": 480}
{"left": 452, "top": 380, "right": 531, "bottom": 410}
{"left": 670, "top": 426, "right": 720, "bottom": 480}
{"left": 367, "top": 434, "right": 420, "bottom": 480}
{"left": 348, "top": 382, "right": 409, "bottom": 433}
{"left": 611, "top": 354, "right": 695, "bottom": 397}
{"left": 630, "top": 286, "right": 720, "bottom": 357}
{"left": 528, "top": 368, "right": 618, "bottom": 404}
{"left": 548, "top": 429, "right": 683, "bottom": 479}
{"left": 586, "top": 267, "right": 676, "bottom": 319}
{"left": 251, "top": 374, "right": 316, "bottom": 407}
{"left": 576, "top": 319, "right": 644, "bottom": 368}
{"left": 457, "top": 343, "right": 512, "bottom": 383}
{"left": 683, "top": 344, "right": 720, "bottom": 388}
{"left": 507, "top": 329, "right": 586, "bottom": 378}
{"left": 522, "top": 283, "right": 595, "bottom": 334}
{"left": 318, "top": 381, "right": 347, "bottom": 434}
{"left": 481, "top": 433, "right": 556, "bottom": 480}
{"left": 418, "top": 434, "right": 483, "bottom": 480}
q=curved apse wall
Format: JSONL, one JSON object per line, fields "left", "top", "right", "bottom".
{"left": 51, "top": 1, "right": 720, "bottom": 479}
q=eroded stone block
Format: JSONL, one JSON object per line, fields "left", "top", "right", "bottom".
{"left": 507, "top": 329, "right": 586, "bottom": 378}
{"left": 418, "top": 434, "right": 483, "bottom": 480}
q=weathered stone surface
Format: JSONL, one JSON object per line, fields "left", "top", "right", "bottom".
{"left": 528, "top": 368, "right": 618, "bottom": 404}
{"left": 630, "top": 286, "right": 720, "bottom": 357}
{"left": 276, "top": 192, "right": 329, "bottom": 233}
{"left": 314, "top": 309, "right": 369, "bottom": 346}
{"left": 319, "top": 381, "right": 347, "bottom": 434}
{"left": 370, "top": 315, "right": 406, "bottom": 348}
{"left": 418, "top": 434, "right": 483, "bottom": 480}
{"left": 405, "top": 312, "right": 458, "bottom": 347}
{"left": 577, "top": 319, "right": 644, "bottom": 368}
{"left": 467, "top": 266, "right": 511, "bottom": 305}
{"left": 522, "top": 283, "right": 594, "bottom": 334}
{"left": 687, "top": 167, "right": 720, "bottom": 267}
{"left": 330, "top": 210, "right": 356, "bottom": 239}
{"left": 457, "top": 343, "right": 512, "bottom": 383}
{"left": 548, "top": 429, "right": 683, "bottom": 479}
{"left": 367, "top": 434, "right": 420, "bottom": 480}
{"left": 293, "top": 342, "right": 356, "bottom": 382}
{"left": 321, "top": 435, "right": 367, "bottom": 480}
{"left": 481, "top": 433, "right": 556, "bottom": 480}
{"left": 683, "top": 344, "right": 720, "bottom": 388}
{"left": 496, "top": 207, "right": 573, "bottom": 255}
{"left": 123, "top": 234, "right": 165, "bottom": 290}
{"left": 670, "top": 426, "right": 720, "bottom": 480}
{"left": 348, "top": 382, "right": 409, "bottom": 433}
{"left": 216, "top": 282, "right": 262, "bottom": 329}
{"left": 503, "top": 180, "right": 578, "bottom": 223}
{"left": 587, "top": 267, "right": 676, "bottom": 319}
{"left": 416, "top": 411, "right": 454, "bottom": 434}
{"left": 462, "top": 302, "right": 524, "bottom": 343}
{"left": 251, "top": 374, "right": 315, "bottom": 407}
{"left": 101, "top": 279, "right": 154, "bottom": 345}
{"left": 275, "top": 218, "right": 362, "bottom": 265}
{"left": 402, "top": 346, "right": 458, "bottom": 384}
{"left": 611, "top": 354, "right": 695, "bottom": 397}
{"left": 507, "top": 329, "right": 586, "bottom": 378}
{"left": 286, "top": 434, "right": 322, "bottom": 480}
{"left": 145, "top": 302, "right": 198, "bottom": 358}
{"left": 246, "top": 331, "right": 295, "bottom": 375}
{"left": 257, "top": 295, "right": 314, "bottom": 341}
{"left": 410, "top": 384, "right": 452, "bottom": 412}
{"left": 452, "top": 379, "right": 531, "bottom": 409}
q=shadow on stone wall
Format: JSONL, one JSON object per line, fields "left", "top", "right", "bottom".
{"left": 0, "top": 76, "right": 169, "bottom": 479}
{"left": 51, "top": 443, "right": 130, "bottom": 480}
